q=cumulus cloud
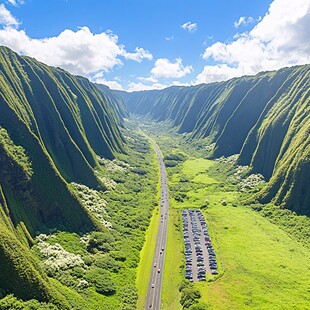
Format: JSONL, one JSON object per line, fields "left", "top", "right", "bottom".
{"left": 122, "top": 47, "right": 153, "bottom": 62}
{"left": 0, "top": 4, "right": 19, "bottom": 27}
{"left": 0, "top": 26, "right": 124, "bottom": 75}
{"left": 91, "top": 71, "right": 123, "bottom": 90}
{"left": 137, "top": 76, "right": 159, "bottom": 83}
{"left": 0, "top": 7, "right": 152, "bottom": 80}
{"left": 96, "top": 79, "right": 123, "bottom": 90}
{"left": 234, "top": 16, "right": 262, "bottom": 28}
{"left": 196, "top": 0, "right": 310, "bottom": 84}
{"left": 195, "top": 64, "right": 243, "bottom": 84}
{"left": 151, "top": 57, "right": 193, "bottom": 79}
{"left": 127, "top": 79, "right": 191, "bottom": 92}
{"left": 181, "top": 21, "right": 197, "bottom": 32}
{"left": 127, "top": 81, "right": 169, "bottom": 92}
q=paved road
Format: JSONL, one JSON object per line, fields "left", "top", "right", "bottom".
{"left": 140, "top": 129, "right": 169, "bottom": 310}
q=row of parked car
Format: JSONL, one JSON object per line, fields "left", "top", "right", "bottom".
{"left": 195, "top": 209, "right": 219, "bottom": 275}
{"left": 182, "top": 209, "right": 218, "bottom": 282}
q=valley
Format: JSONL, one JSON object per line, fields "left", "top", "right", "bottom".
{"left": 139, "top": 123, "right": 310, "bottom": 310}
{"left": 0, "top": 47, "right": 309, "bottom": 310}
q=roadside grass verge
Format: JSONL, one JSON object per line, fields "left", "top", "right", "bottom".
{"left": 136, "top": 206, "right": 160, "bottom": 309}
{"left": 161, "top": 208, "right": 183, "bottom": 310}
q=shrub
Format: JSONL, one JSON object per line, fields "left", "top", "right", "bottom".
{"left": 179, "top": 280, "right": 192, "bottom": 292}
{"left": 180, "top": 287, "right": 201, "bottom": 309}
{"left": 110, "top": 250, "right": 127, "bottom": 262}
{"left": 71, "top": 266, "right": 85, "bottom": 278}
{"left": 35, "top": 237, "right": 85, "bottom": 275}
{"left": 201, "top": 199, "right": 210, "bottom": 209}
{"left": 188, "top": 302, "right": 209, "bottom": 310}
{"left": 0, "top": 294, "right": 58, "bottom": 309}
{"left": 85, "top": 268, "right": 116, "bottom": 296}
{"left": 87, "top": 231, "right": 115, "bottom": 253}
{"left": 93, "top": 256, "right": 120, "bottom": 273}
{"left": 120, "top": 286, "right": 138, "bottom": 310}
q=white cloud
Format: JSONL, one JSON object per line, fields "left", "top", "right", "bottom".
{"left": 95, "top": 79, "right": 123, "bottom": 90}
{"left": 197, "top": 0, "right": 310, "bottom": 84}
{"left": 137, "top": 76, "right": 158, "bottom": 83}
{"left": 122, "top": 47, "right": 153, "bottom": 62}
{"left": 165, "top": 36, "right": 174, "bottom": 41}
{"left": 0, "top": 24, "right": 152, "bottom": 78}
{"left": 0, "top": 4, "right": 19, "bottom": 27}
{"left": 181, "top": 21, "right": 197, "bottom": 33}
{"left": 127, "top": 81, "right": 169, "bottom": 92}
{"left": 7, "top": 0, "right": 25, "bottom": 7}
{"left": 90, "top": 71, "right": 123, "bottom": 90}
{"left": 151, "top": 57, "right": 193, "bottom": 79}
{"left": 195, "top": 64, "right": 244, "bottom": 84}
{"left": 126, "top": 79, "right": 191, "bottom": 92}
{"left": 0, "top": 26, "right": 123, "bottom": 75}
{"left": 234, "top": 16, "right": 257, "bottom": 28}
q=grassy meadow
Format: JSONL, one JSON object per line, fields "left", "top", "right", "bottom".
{"left": 151, "top": 131, "right": 310, "bottom": 310}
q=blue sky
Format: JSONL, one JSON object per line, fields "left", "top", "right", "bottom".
{"left": 0, "top": 0, "right": 309, "bottom": 91}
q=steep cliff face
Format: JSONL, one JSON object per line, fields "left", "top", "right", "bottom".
{"left": 0, "top": 46, "right": 125, "bottom": 187}
{"left": 95, "top": 83, "right": 129, "bottom": 121}
{"left": 0, "top": 47, "right": 127, "bottom": 302}
{"left": 119, "top": 65, "right": 310, "bottom": 215}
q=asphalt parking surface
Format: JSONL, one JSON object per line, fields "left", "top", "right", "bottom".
{"left": 182, "top": 209, "right": 218, "bottom": 282}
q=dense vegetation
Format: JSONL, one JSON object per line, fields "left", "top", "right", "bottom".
{"left": 0, "top": 47, "right": 159, "bottom": 308}
{"left": 119, "top": 65, "right": 310, "bottom": 215}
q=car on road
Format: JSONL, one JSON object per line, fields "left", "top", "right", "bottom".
{"left": 157, "top": 268, "right": 161, "bottom": 273}
{"left": 151, "top": 284, "right": 155, "bottom": 288}
{"left": 154, "top": 263, "right": 157, "bottom": 267}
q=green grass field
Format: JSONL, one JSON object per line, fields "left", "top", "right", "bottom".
{"left": 161, "top": 209, "right": 183, "bottom": 310}
{"left": 136, "top": 206, "right": 160, "bottom": 310}
{"left": 182, "top": 158, "right": 214, "bottom": 179}
{"left": 200, "top": 204, "right": 310, "bottom": 309}
{"left": 161, "top": 155, "right": 310, "bottom": 309}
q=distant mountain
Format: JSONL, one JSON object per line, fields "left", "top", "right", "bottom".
{"left": 95, "top": 83, "right": 129, "bottom": 121}
{"left": 0, "top": 46, "right": 125, "bottom": 302}
{"left": 119, "top": 65, "right": 310, "bottom": 215}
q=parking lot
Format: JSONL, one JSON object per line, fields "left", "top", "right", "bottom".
{"left": 182, "top": 209, "right": 218, "bottom": 282}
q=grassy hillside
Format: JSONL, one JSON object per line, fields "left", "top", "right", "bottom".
{"left": 119, "top": 65, "right": 310, "bottom": 215}
{"left": 0, "top": 46, "right": 125, "bottom": 187}
{"left": 0, "top": 46, "right": 136, "bottom": 307}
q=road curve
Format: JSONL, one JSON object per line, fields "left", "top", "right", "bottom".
{"left": 140, "top": 129, "right": 169, "bottom": 310}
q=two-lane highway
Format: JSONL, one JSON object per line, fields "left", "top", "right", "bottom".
{"left": 140, "top": 129, "right": 169, "bottom": 310}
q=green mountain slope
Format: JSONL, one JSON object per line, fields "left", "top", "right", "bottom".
{"left": 0, "top": 46, "right": 126, "bottom": 304}
{"left": 0, "top": 46, "right": 124, "bottom": 187}
{"left": 119, "top": 65, "right": 310, "bottom": 215}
